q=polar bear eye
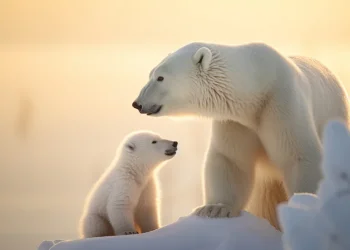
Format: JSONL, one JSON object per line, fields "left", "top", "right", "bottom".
{"left": 126, "top": 144, "right": 135, "bottom": 151}
{"left": 152, "top": 140, "right": 157, "bottom": 144}
{"left": 157, "top": 76, "right": 164, "bottom": 82}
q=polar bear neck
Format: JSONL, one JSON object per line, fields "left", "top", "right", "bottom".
{"left": 187, "top": 42, "right": 291, "bottom": 130}
{"left": 188, "top": 46, "right": 264, "bottom": 128}
{"left": 114, "top": 154, "right": 157, "bottom": 186}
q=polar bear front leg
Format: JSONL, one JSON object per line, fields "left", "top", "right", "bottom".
{"left": 107, "top": 198, "right": 138, "bottom": 235}
{"left": 134, "top": 178, "right": 160, "bottom": 233}
{"left": 79, "top": 214, "right": 114, "bottom": 238}
{"left": 192, "top": 151, "right": 252, "bottom": 218}
{"left": 192, "top": 120, "right": 262, "bottom": 218}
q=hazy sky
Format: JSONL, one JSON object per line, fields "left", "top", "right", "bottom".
{"left": 1, "top": 0, "right": 349, "bottom": 45}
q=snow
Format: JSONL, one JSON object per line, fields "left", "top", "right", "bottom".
{"left": 38, "top": 212, "right": 282, "bottom": 250}
{"left": 37, "top": 120, "right": 350, "bottom": 250}
{"left": 278, "top": 120, "right": 350, "bottom": 250}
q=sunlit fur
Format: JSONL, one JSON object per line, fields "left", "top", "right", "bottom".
{"left": 133, "top": 42, "right": 350, "bottom": 230}
{"left": 78, "top": 131, "right": 177, "bottom": 237}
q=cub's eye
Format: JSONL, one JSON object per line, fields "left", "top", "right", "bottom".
{"left": 157, "top": 76, "right": 164, "bottom": 82}
{"left": 126, "top": 144, "right": 135, "bottom": 151}
{"left": 152, "top": 140, "right": 157, "bottom": 144}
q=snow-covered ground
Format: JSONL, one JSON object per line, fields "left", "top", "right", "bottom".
{"left": 37, "top": 120, "right": 350, "bottom": 250}
{"left": 38, "top": 212, "right": 282, "bottom": 250}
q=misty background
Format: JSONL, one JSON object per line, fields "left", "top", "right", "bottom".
{"left": 1, "top": 0, "right": 350, "bottom": 249}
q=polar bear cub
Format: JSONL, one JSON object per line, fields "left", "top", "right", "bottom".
{"left": 79, "top": 131, "right": 178, "bottom": 238}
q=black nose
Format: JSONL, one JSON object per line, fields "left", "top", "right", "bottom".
{"left": 172, "top": 141, "right": 178, "bottom": 147}
{"left": 132, "top": 101, "right": 142, "bottom": 111}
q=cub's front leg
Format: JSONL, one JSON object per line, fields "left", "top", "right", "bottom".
{"left": 192, "top": 120, "right": 261, "bottom": 218}
{"left": 134, "top": 178, "right": 160, "bottom": 233}
{"left": 107, "top": 192, "right": 138, "bottom": 235}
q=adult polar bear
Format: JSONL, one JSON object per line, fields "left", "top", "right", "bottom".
{"left": 132, "top": 42, "right": 349, "bottom": 229}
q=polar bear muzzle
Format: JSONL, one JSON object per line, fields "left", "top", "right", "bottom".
{"left": 132, "top": 101, "right": 162, "bottom": 116}
{"left": 164, "top": 140, "right": 178, "bottom": 156}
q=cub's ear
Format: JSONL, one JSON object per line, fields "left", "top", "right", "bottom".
{"left": 192, "top": 47, "right": 212, "bottom": 72}
{"left": 126, "top": 143, "right": 136, "bottom": 152}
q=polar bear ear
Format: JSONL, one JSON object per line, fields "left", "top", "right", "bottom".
{"left": 192, "top": 47, "right": 212, "bottom": 72}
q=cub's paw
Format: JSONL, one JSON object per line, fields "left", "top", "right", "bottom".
{"left": 123, "top": 231, "right": 139, "bottom": 235}
{"left": 191, "top": 203, "right": 239, "bottom": 218}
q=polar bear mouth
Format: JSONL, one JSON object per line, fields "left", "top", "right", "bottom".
{"left": 165, "top": 148, "right": 177, "bottom": 156}
{"left": 146, "top": 105, "right": 162, "bottom": 116}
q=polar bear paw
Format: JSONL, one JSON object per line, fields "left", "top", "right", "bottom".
{"left": 191, "top": 203, "right": 239, "bottom": 218}
{"left": 123, "top": 231, "right": 139, "bottom": 235}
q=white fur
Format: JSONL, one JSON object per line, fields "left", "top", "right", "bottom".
{"left": 133, "top": 42, "right": 350, "bottom": 229}
{"left": 79, "top": 131, "right": 177, "bottom": 237}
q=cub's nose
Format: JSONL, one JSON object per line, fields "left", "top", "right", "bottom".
{"left": 172, "top": 141, "right": 178, "bottom": 147}
{"left": 132, "top": 101, "right": 142, "bottom": 111}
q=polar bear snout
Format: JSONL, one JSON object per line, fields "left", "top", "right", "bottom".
{"left": 164, "top": 141, "right": 178, "bottom": 156}
{"left": 132, "top": 100, "right": 163, "bottom": 116}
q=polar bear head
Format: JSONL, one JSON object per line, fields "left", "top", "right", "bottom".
{"left": 132, "top": 43, "right": 226, "bottom": 118}
{"left": 120, "top": 131, "right": 178, "bottom": 170}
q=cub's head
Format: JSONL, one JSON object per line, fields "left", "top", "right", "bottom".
{"left": 132, "top": 43, "right": 215, "bottom": 118}
{"left": 121, "top": 131, "right": 178, "bottom": 168}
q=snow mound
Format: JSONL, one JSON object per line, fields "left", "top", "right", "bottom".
{"left": 278, "top": 120, "right": 350, "bottom": 250}
{"left": 38, "top": 212, "right": 282, "bottom": 250}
